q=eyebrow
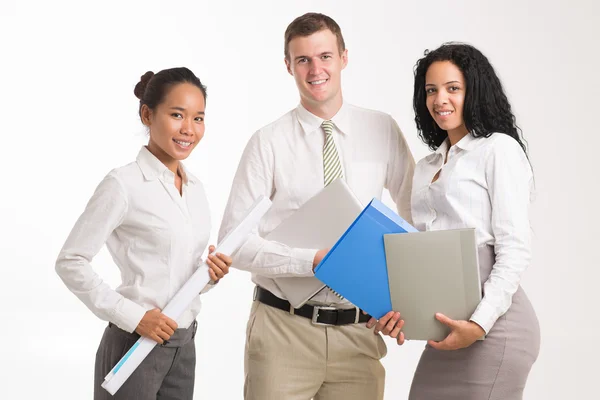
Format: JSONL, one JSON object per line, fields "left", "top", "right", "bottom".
{"left": 294, "top": 51, "right": 333, "bottom": 62}
{"left": 169, "top": 106, "right": 205, "bottom": 115}
{"left": 425, "top": 80, "right": 462, "bottom": 87}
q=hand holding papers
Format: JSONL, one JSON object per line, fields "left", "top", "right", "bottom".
{"left": 101, "top": 196, "right": 272, "bottom": 395}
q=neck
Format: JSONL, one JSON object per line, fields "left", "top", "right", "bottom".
{"left": 447, "top": 126, "right": 469, "bottom": 147}
{"left": 146, "top": 143, "right": 179, "bottom": 174}
{"left": 301, "top": 94, "right": 343, "bottom": 120}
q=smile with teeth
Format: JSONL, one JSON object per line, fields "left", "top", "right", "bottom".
{"left": 436, "top": 110, "right": 453, "bottom": 116}
{"left": 310, "top": 79, "right": 328, "bottom": 85}
{"left": 173, "top": 139, "right": 192, "bottom": 148}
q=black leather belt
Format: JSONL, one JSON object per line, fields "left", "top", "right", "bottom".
{"left": 254, "top": 286, "right": 371, "bottom": 326}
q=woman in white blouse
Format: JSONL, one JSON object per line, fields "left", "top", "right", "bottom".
{"left": 55, "top": 67, "right": 232, "bottom": 400}
{"left": 375, "top": 43, "right": 540, "bottom": 399}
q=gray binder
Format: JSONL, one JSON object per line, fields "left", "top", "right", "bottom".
{"left": 266, "top": 179, "right": 364, "bottom": 308}
{"left": 383, "top": 229, "right": 482, "bottom": 342}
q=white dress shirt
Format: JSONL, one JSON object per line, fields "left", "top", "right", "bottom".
{"left": 56, "top": 146, "right": 212, "bottom": 333}
{"left": 218, "top": 102, "right": 415, "bottom": 306}
{"left": 411, "top": 132, "right": 533, "bottom": 333}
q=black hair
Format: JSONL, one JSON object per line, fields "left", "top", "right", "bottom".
{"left": 413, "top": 43, "right": 527, "bottom": 155}
{"left": 134, "top": 67, "right": 207, "bottom": 122}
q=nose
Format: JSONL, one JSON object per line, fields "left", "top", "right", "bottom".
{"left": 433, "top": 89, "right": 448, "bottom": 107}
{"left": 309, "top": 59, "right": 324, "bottom": 75}
{"left": 180, "top": 117, "right": 193, "bottom": 135}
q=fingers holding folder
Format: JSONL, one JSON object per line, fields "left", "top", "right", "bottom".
{"left": 368, "top": 311, "right": 405, "bottom": 346}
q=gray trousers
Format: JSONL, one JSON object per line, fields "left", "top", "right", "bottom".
{"left": 94, "top": 321, "right": 197, "bottom": 400}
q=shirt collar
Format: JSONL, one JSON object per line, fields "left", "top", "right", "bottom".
{"left": 136, "top": 146, "right": 197, "bottom": 184}
{"left": 296, "top": 102, "right": 350, "bottom": 136}
{"left": 424, "top": 133, "right": 480, "bottom": 162}
{"left": 425, "top": 138, "right": 450, "bottom": 162}
{"left": 454, "top": 132, "right": 480, "bottom": 151}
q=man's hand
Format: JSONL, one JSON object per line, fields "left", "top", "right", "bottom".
{"left": 312, "top": 249, "right": 329, "bottom": 271}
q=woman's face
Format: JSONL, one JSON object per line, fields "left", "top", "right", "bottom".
{"left": 142, "top": 82, "right": 206, "bottom": 167}
{"left": 425, "top": 61, "right": 467, "bottom": 138}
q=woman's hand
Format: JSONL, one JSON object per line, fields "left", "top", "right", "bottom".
{"left": 207, "top": 245, "right": 232, "bottom": 282}
{"left": 428, "top": 313, "right": 485, "bottom": 351}
{"left": 135, "top": 308, "right": 178, "bottom": 344}
{"left": 366, "top": 311, "right": 406, "bottom": 345}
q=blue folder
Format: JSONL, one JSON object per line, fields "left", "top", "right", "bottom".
{"left": 314, "top": 198, "right": 417, "bottom": 319}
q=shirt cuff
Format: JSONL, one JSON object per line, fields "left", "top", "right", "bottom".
{"left": 290, "top": 248, "right": 319, "bottom": 277}
{"left": 469, "top": 298, "right": 501, "bottom": 335}
{"left": 113, "top": 297, "right": 147, "bottom": 333}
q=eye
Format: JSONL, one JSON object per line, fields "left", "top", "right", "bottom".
{"left": 298, "top": 57, "right": 308, "bottom": 64}
{"left": 171, "top": 113, "right": 183, "bottom": 119}
{"left": 426, "top": 88, "right": 436, "bottom": 95}
{"left": 321, "top": 54, "right": 332, "bottom": 60}
{"left": 449, "top": 86, "right": 461, "bottom": 92}
{"left": 195, "top": 116, "right": 204, "bottom": 122}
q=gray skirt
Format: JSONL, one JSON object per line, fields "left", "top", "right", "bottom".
{"left": 409, "top": 245, "right": 540, "bottom": 400}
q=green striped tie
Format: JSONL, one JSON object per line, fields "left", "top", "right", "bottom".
{"left": 322, "top": 120, "right": 343, "bottom": 186}
{"left": 321, "top": 120, "right": 346, "bottom": 302}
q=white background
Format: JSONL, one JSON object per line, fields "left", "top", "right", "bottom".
{"left": 1, "top": 0, "right": 598, "bottom": 398}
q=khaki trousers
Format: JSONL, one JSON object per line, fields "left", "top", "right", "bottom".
{"left": 244, "top": 300, "right": 387, "bottom": 400}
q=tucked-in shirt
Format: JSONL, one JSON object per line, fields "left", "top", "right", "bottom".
{"left": 56, "top": 146, "right": 212, "bottom": 333}
{"left": 218, "top": 102, "right": 415, "bottom": 306}
{"left": 411, "top": 132, "right": 533, "bottom": 333}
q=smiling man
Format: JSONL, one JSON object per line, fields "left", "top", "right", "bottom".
{"left": 218, "top": 13, "right": 415, "bottom": 400}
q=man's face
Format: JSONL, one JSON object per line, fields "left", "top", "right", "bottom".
{"left": 286, "top": 29, "right": 347, "bottom": 112}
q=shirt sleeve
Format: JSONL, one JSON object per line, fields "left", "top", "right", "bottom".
{"left": 218, "top": 130, "right": 317, "bottom": 278}
{"left": 470, "top": 136, "right": 533, "bottom": 333}
{"left": 386, "top": 116, "right": 416, "bottom": 224}
{"left": 55, "top": 173, "right": 147, "bottom": 333}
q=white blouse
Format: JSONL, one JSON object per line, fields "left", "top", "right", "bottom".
{"left": 411, "top": 132, "right": 533, "bottom": 333}
{"left": 56, "top": 146, "right": 212, "bottom": 333}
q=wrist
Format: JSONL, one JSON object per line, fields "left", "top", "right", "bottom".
{"left": 469, "top": 321, "right": 485, "bottom": 338}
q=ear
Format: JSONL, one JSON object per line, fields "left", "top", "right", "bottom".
{"left": 285, "top": 57, "right": 293, "bottom": 76}
{"left": 140, "top": 104, "right": 152, "bottom": 127}
{"left": 341, "top": 48, "right": 348, "bottom": 70}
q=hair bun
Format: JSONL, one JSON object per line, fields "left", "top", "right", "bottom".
{"left": 134, "top": 71, "right": 155, "bottom": 99}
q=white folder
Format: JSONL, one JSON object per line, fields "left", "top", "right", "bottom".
{"left": 101, "top": 196, "right": 272, "bottom": 395}
{"left": 267, "top": 179, "right": 364, "bottom": 308}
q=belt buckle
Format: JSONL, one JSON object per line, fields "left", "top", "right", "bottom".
{"left": 311, "top": 306, "right": 337, "bottom": 326}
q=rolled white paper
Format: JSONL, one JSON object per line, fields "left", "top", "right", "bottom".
{"left": 102, "top": 196, "right": 272, "bottom": 395}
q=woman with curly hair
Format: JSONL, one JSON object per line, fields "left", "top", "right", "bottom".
{"left": 374, "top": 43, "right": 540, "bottom": 399}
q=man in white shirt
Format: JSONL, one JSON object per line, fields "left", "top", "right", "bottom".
{"left": 218, "top": 13, "right": 415, "bottom": 400}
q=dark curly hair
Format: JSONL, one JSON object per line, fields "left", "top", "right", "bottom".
{"left": 413, "top": 43, "right": 527, "bottom": 155}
